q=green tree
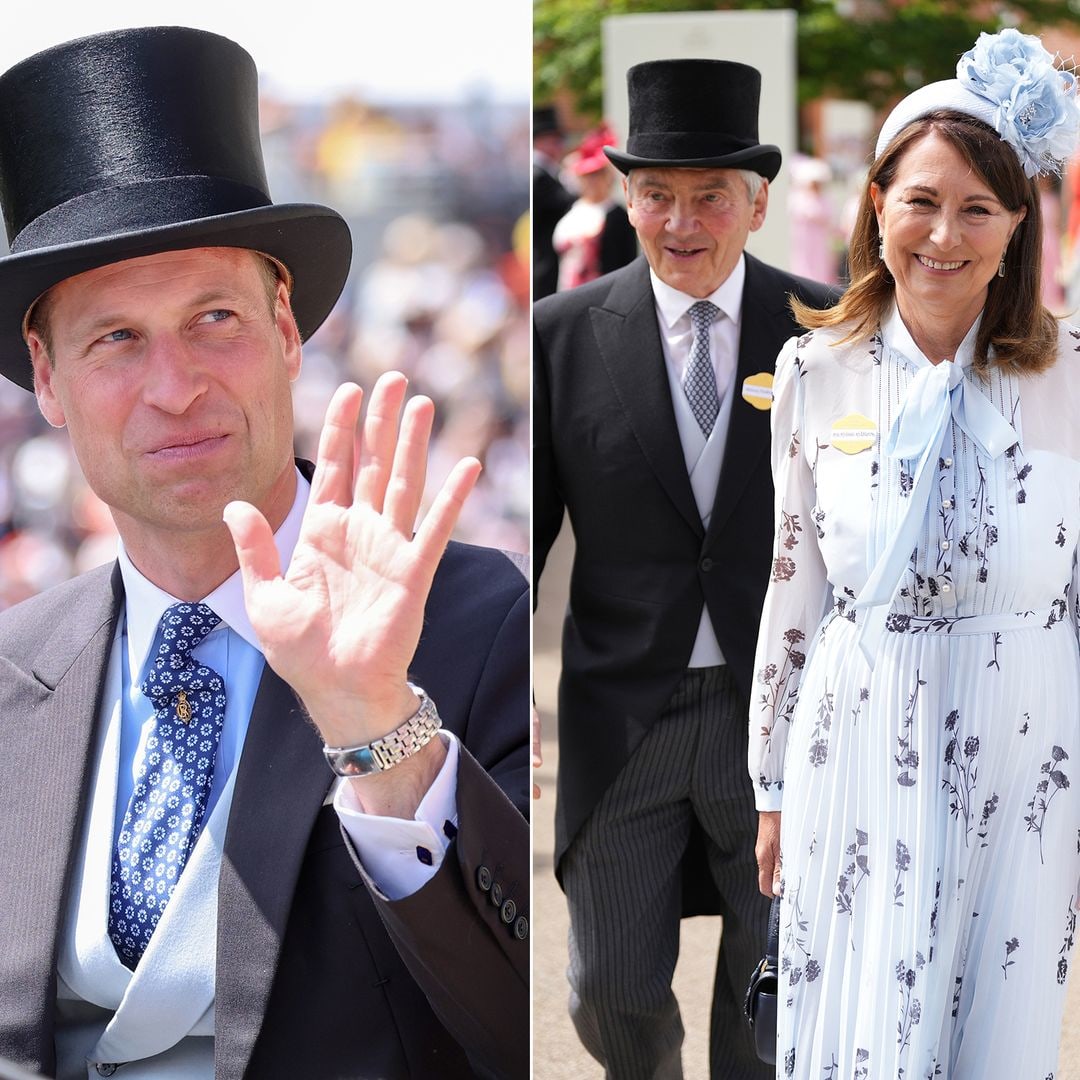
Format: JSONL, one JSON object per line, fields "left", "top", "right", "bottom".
{"left": 534, "top": 0, "right": 1080, "bottom": 121}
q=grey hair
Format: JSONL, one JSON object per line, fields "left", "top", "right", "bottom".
{"left": 739, "top": 169, "right": 764, "bottom": 201}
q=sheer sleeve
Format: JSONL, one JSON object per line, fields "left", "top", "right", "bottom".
{"left": 749, "top": 335, "right": 831, "bottom": 812}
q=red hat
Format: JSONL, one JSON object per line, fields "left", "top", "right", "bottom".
{"left": 572, "top": 125, "right": 617, "bottom": 176}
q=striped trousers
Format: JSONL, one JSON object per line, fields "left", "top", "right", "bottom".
{"left": 562, "top": 665, "right": 773, "bottom": 1080}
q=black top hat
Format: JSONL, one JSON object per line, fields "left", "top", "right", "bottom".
{"left": 604, "top": 59, "right": 781, "bottom": 181}
{"left": 0, "top": 25, "right": 352, "bottom": 390}
{"left": 533, "top": 106, "right": 564, "bottom": 137}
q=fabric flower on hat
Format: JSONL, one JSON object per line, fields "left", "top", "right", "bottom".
{"left": 957, "top": 28, "right": 1080, "bottom": 177}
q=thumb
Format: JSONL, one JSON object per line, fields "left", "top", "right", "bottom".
{"left": 223, "top": 501, "right": 281, "bottom": 599}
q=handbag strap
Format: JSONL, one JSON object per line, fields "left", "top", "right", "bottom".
{"left": 766, "top": 894, "right": 780, "bottom": 964}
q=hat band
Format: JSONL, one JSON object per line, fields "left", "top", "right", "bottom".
{"left": 625, "top": 131, "right": 759, "bottom": 160}
{"left": 10, "top": 175, "right": 273, "bottom": 254}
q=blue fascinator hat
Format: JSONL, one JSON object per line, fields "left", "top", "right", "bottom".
{"left": 875, "top": 29, "right": 1080, "bottom": 179}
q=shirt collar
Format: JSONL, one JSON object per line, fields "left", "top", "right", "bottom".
{"left": 882, "top": 301, "right": 982, "bottom": 371}
{"left": 118, "top": 467, "right": 310, "bottom": 676}
{"left": 649, "top": 253, "right": 746, "bottom": 332}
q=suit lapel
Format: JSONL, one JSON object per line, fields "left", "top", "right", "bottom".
{"left": 592, "top": 260, "right": 703, "bottom": 537}
{"left": 214, "top": 663, "right": 331, "bottom": 1080}
{"left": 0, "top": 564, "right": 120, "bottom": 1069}
{"left": 708, "top": 255, "right": 792, "bottom": 539}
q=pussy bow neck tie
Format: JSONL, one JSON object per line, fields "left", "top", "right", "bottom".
{"left": 853, "top": 357, "right": 1018, "bottom": 663}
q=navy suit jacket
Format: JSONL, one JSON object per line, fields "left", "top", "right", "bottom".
{"left": 0, "top": 524, "right": 529, "bottom": 1078}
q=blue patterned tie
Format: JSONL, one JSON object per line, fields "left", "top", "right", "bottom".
{"left": 684, "top": 300, "right": 721, "bottom": 437}
{"left": 108, "top": 602, "right": 226, "bottom": 968}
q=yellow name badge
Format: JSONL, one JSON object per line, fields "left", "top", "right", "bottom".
{"left": 829, "top": 413, "right": 877, "bottom": 455}
{"left": 741, "top": 372, "right": 773, "bottom": 411}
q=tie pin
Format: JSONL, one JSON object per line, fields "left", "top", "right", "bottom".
{"left": 176, "top": 690, "right": 192, "bottom": 724}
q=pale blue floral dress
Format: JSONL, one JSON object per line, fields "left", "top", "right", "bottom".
{"left": 750, "top": 306, "right": 1080, "bottom": 1079}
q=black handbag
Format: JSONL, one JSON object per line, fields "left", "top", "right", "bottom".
{"left": 743, "top": 895, "right": 780, "bottom": 1064}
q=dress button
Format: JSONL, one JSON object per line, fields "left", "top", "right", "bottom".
{"left": 700, "top": 557, "right": 714, "bottom": 573}
{"left": 942, "top": 498, "right": 953, "bottom": 509}
{"left": 501, "top": 898, "right": 517, "bottom": 924}
{"left": 476, "top": 865, "right": 492, "bottom": 892}
{"left": 943, "top": 457, "right": 953, "bottom": 468}
{"left": 514, "top": 914, "right": 530, "bottom": 940}
{"left": 490, "top": 881, "right": 503, "bottom": 907}
{"left": 940, "top": 540, "right": 951, "bottom": 551}
{"left": 941, "top": 583, "right": 952, "bottom": 593}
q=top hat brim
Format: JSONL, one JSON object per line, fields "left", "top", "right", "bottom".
{"left": 604, "top": 143, "right": 782, "bottom": 182}
{"left": 0, "top": 202, "right": 352, "bottom": 391}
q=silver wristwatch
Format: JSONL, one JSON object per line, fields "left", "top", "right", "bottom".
{"left": 322, "top": 684, "right": 442, "bottom": 777}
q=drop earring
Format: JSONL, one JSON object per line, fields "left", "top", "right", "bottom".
{"left": 878, "top": 234, "right": 884, "bottom": 260}
{"left": 998, "top": 252, "right": 1006, "bottom": 278}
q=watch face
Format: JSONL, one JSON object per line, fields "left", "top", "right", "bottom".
{"left": 325, "top": 745, "right": 386, "bottom": 776}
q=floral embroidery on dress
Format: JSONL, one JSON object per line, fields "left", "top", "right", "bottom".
{"left": 957, "top": 458, "right": 996, "bottom": 583}
{"left": 853, "top": 1048, "right": 870, "bottom": 1080}
{"left": 1004, "top": 442, "right": 1032, "bottom": 503}
{"left": 1057, "top": 898, "right": 1075, "bottom": 986}
{"left": 1025, "top": 745, "right": 1071, "bottom": 863}
{"left": 977, "top": 793, "right": 999, "bottom": 848}
{"left": 896, "top": 952, "right": 925, "bottom": 1065}
{"left": 894, "top": 839, "right": 912, "bottom": 906}
{"left": 1002, "top": 936, "right": 1020, "bottom": 980}
{"left": 783, "top": 878, "right": 822, "bottom": 998}
{"left": 895, "top": 671, "right": 924, "bottom": 787}
{"left": 758, "top": 629, "right": 807, "bottom": 752}
{"left": 808, "top": 682, "right": 833, "bottom": 766}
{"left": 943, "top": 710, "right": 979, "bottom": 844}
{"left": 836, "top": 827, "right": 869, "bottom": 914}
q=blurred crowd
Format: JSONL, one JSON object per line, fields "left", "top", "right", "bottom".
{"left": 0, "top": 90, "right": 530, "bottom": 610}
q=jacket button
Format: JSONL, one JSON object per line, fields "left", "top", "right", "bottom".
{"left": 476, "top": 865, "right": 492, "bottom": 892}
{"left": 700, "top": 557, "right": 714, "bottom": 572}
{"left": 513, "top": 915, "right": 529, "bottom": 940}
{"left": 96, "top": 1066, "right": 119, "bottom": 1077}
{"left": 500, "top": 898, "right": 517, "bottom": 924}
{"left": 490, "top": 881, "right": 503, "bottom": 907}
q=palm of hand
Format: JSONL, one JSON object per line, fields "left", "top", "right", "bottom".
{"left": 224, "top": 374, "right": 480, "bottom": 744}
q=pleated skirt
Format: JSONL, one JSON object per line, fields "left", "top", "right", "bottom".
{"left": 777, "top": 610, "right": 1080, "bottom": 1079}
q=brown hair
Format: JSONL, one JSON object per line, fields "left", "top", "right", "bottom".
{"left": 793, "top": 109, "right": 1057, "bottom": 374}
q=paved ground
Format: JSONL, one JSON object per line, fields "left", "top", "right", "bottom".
{"left": 532, "top": 525, "right": 1080, "bottom": 1078}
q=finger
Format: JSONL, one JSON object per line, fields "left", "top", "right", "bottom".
{"left": 532, "top": 706, "right": 543, "bottom": 800}
{"left": 532, "top": 705, "right": 543, "bottom": 766}
{"left": 223, "top": 500, "right": 282, "bottom": 600}
{"left": 411, "top": 456, "right": 482, "bottom": 580}
{"left": 309, "top": 383, "right": 363, "bottom": 507}
{"left": 757, "top": 858, "right": 774, "bottom": 899}
{"left": 355, "top": 371, "right": 408, "bottom": 513}
{"left": 384, "top": 395, "right": 434, "bottom": 536}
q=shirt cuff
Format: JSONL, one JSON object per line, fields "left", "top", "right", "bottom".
{"left": 754, "top": 783, "right": 784, "bottom": 812}
{"left": 335, "top": 730, "right": 460, "bottom": 900}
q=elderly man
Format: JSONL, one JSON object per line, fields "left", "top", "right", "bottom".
{"left": 534, "top": 60, "right": 834, "bottom": 1078}
{"left": 0, "top": 26, "right": 528, "bottom": 1080}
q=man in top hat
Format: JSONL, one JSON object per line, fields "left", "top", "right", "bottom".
{"left": 533, "top": 105, "right": 576, "bottom": 299}
{"left": 0, "top": 26, "right": 527, "bottom": 1080}
{"left": 534, "top": 59, "right": 834, "bottom": 1077}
